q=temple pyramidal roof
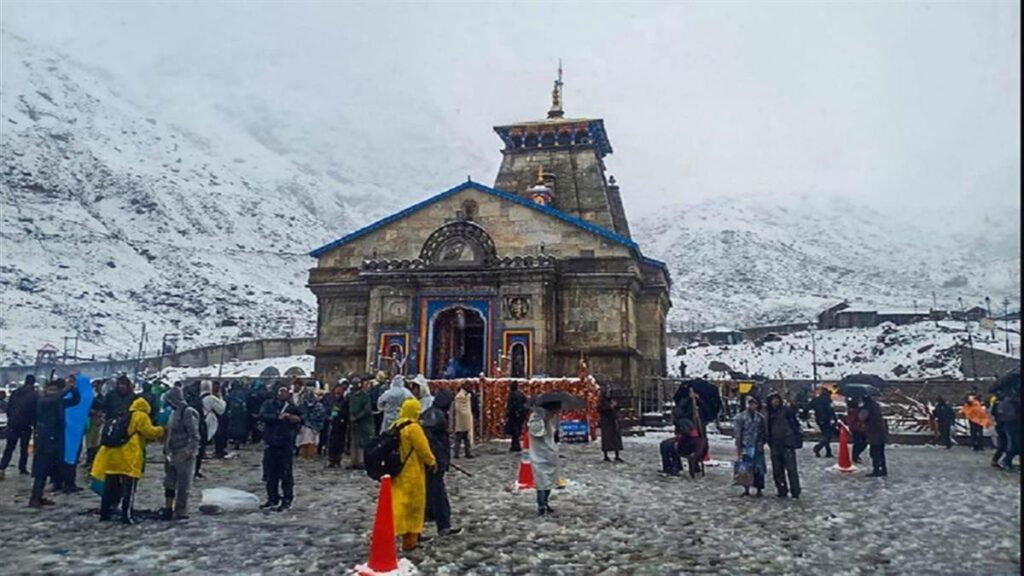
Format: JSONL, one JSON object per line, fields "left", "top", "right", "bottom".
{"left": 308, "top": 179, "right": 668, "bottom": 282}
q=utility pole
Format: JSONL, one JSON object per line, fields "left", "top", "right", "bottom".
{"left": 809, "top": 323, "right": 818, "bottom": 384}
{"left": 72, "top": 331, "right": 79, "bottom": 362}
{"left": 932, "top": 290, "right": 939, "bottom": 326}
{"left": 217, "top": 337, "right": 228, "bottom": 378}
{"left": 62, "top": 336, "right": 69, "bottom": 364}
{"left": 958, "top": 297, "right": 977, "bottom": 379}
{"left": 985, "top": 296, "right": 995, "bottom": 339}
{"left": 134, "top": 323, "right": 147, "bottom": 378}
{"left": 1004, "top": 297, "right": 1011, "bottom": 355}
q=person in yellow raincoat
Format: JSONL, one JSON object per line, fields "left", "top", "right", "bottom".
{"left": 390, "top": 398, "right": 436, "bottom": 551}
{"left": 91, "top": 396, "right": 165, "bottom": 523}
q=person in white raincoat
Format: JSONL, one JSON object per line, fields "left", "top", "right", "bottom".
{"left": 410, "top": 375, "right": 433, "bottom": 414}
{"left": 377, "top": 375, "right": 413, "bottom": 433}
{"left": 528, "top": 403, "right": 560, "bottom": 515}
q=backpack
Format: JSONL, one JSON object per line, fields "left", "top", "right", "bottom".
{"left": 167, "top": 407, "right": 197, "bottom": 452}
{"left": 101, "top": 412, "right": 133, "bottom": 447}
{"left": 365, "top": 421, "right": 413, "bottom": 481}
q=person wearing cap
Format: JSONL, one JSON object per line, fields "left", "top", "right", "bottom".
{"left": 733, "top": 395, "right": 767, "bottom": 497}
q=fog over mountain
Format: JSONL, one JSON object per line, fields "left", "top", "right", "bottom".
{"left": 0, "top": 2, "right": 1018, "bottom": 362}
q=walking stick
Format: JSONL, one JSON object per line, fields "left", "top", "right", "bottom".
{"left": 448, "top": 462, "right": 474, "bottom": 477}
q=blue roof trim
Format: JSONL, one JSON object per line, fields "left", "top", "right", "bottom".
{"left": 309, "top": 181, "right": 670, "bottom": 287}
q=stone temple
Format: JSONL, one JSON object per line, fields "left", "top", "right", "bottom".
{"left": 307, "top": 72, "right": 670, "bottom": 390}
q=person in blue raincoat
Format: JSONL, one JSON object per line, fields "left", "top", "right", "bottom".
{"left": 60, "top": 373, "right": 94, "bottom": 493}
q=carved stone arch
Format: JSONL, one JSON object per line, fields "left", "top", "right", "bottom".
{"left": 420, "top": 221, "right": 497, "bottom": 267}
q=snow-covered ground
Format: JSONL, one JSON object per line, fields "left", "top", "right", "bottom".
{"left": 156, "top": 354, "right": 315, "bottom": 382}
{"left": 676, "top": 321, "right": 1020, "bottom": 380}
{"left": 0, "top": 434, "right": 1018, "bottom": 574}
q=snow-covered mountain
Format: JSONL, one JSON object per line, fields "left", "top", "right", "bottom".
{"left": 1, "top": 31, "right": 1019, "bottom": 366}
{"left": 0, "top": 32, "right": 487, "bottom": 364}
{"left": 634, "top": 193, "right": 1020, "bottom": 329}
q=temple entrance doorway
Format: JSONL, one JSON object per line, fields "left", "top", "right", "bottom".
{"left": 430, "top": 307, "right": 486, "bottom": 379}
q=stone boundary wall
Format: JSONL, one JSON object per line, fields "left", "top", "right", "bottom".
{"left": 0, "top": 337, "right": 315, "bottom": 384}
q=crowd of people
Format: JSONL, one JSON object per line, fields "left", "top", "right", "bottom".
{"left": 1, "top": 368, "right": 1018, "bottom": 548}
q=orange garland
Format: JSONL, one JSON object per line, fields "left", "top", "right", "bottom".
{"left": 427, "top": 376, "right": 601, "bottom": 440}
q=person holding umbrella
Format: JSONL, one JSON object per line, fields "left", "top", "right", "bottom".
{"left": 528, "top": 391, "right": 583, "bottom": 515}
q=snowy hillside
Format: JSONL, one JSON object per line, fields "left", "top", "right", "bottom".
{"left": 635, "top": 193, "right": 1021, "bottom": 328}
{"left": 675, "top": 320, "right": 1021, "bottom": 381}
{"left": 1, "top": 30, "right": 1019, "bottom": 366}
{"left": 0, "top": 32, "right": 487, "bottom": 364}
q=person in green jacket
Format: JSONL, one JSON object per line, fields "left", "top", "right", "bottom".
{"left": 347, "top": 376, "right": 374, "bottom": 469}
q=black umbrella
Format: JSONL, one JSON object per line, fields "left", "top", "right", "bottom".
{"left": 533, "top": 390, "right": 587, "bottom": 411}
{"left": 838, "top": 373, "right": 888, "bottom": 388}
{"left": 990, "top": 366, "right": 1021, "bottom": 395}
{"left": 838, "top": 383, "right": 881, "bottom": 398}
{"left": 685, "top": 378, "right": 722, "bottom": 422}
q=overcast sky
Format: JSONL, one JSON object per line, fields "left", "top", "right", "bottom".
{"left": 2, "top": 1, "right": 1019, "bottom": 220}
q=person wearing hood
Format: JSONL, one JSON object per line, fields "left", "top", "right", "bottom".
{"left": 377, "top": 375, "right": 413, "bottom": 434}
{"left": 260, "top": 385, "right": 303, "bottom": 511}
{"left": 1, "top": 375, "right": 38, "bottom": 480}
{"left": 327, "top": 380, "right": 350, "bottom": 468}
{"left": 83, "top": 380, "right": 105, "bottom": 471}
{"left": 931, "top": 397, "right": 956, "bottom": 449}
{"left": 421, "top": 388, "right": 461, "bottom": 537}
{"left": 529, "top": 402, "right": 560, "bottom": 515}
{"left": 453, "top": 383, "right": 475, "bottom": 459}
{"left": 91, "top": 396, "right": 164, "bottom": 522}
{"left": 28, "top": 378, "right": 80, "bottom": 507}
{"left": 348, "top": 376, "right": 374, "bottom": 469}
{"left": 765, "top": 393, "right": 802, "bottom": 498}
{"left": 161, "top": 386, "right": 200, "bottom": 520}
{"left": 505, "top": 382, "right": 529, "bottom": 452}
{"left": 391, "top": 398, "right": 437, "bottom": 551}
{"left": 733, "top": 396, "right": 767, "bottom": 497}
{"left": 410, "top": 374, "right": 433, "bottom": 413}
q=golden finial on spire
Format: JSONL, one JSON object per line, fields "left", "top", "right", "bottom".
{"left": 536, "top": 165, "right": 545, "bottom": 184}
{"left": 547, "top": 59, "right": 564, "bottom": 119}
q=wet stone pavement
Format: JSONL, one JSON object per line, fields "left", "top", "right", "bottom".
{"left": 0, "top": 433, "right": 1019, "bottom": 575}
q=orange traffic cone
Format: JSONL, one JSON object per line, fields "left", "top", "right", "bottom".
{"left": 516, "top": 430, "right": 535, "bottom": 490}
{"left": 354, "top": 475, "right": 399, "bottom": 575}
{"left": 835, "top": 425, "right": 855, "bottom": 473}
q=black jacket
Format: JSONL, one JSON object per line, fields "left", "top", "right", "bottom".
{"left": 766, "top": 398, "right": 803, "bottom": 449}
{"left": 860, "top": 397, "right": 888, "bottom": 444}
{"left": 260, "top": 398, "right": 302, "bottom": 448}
{"left": 932, "top": 402, "right": 956, "bottom": 427}
{"left": 6, "top": 382, "right": 38, "bottom": 430}
{"left": 505, "top": 389, "right": 528, "bottom": 432}
{"left": 103, "top": 389, "right": 134, "bottom": 420}
{"left": 811, "top": 394, "right": 837, "bottom": 426}
{"left": 421, "top": 389, "right": 453, "bottom": 473}
{"left": 32, "top": 386, "right": 81, "bottom": 472}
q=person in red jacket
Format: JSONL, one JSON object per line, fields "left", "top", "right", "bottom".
{"left": 845, "top": 397, "right": 868, "bottom": 464}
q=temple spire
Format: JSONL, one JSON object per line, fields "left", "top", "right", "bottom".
{"left": 547, "top": 59, "right": 564, "bottom": 119}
